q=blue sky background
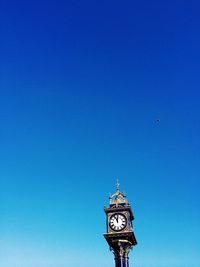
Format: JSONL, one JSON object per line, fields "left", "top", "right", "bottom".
{"left": 1, "top": 1, "right": 200, "bottom": 267}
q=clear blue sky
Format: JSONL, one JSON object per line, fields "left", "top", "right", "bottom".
{"left": 1, "top": 1, "right": 200, "bottom": 267}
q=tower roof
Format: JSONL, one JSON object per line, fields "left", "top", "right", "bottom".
{"left": 109, "top": 180, "right": 129, "bottom": 207}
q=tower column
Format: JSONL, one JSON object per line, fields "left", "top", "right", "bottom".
{"left": 124, "top": 247, "right": 131, "bottom": 267}
{"left": 114, "top": 253, "right": 124, "bottom": 267}
{"left": 112, "top": 240, "right": 132, "bottom": 267}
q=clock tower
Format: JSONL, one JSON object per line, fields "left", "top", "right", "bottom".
{"left": 104, "top": 181, "right": 137, "bottom": 267}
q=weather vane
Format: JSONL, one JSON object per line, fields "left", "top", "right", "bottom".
{"left": 116, "top": 179, "right": 120, "bottom": 192}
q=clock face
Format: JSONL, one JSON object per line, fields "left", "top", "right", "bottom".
{"left": 109, "top": 213, "right": 127, "bottom": 231}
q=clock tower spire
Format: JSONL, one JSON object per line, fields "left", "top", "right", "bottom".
{"left": 104, "top": 182, "right": 137, "bottom": 267}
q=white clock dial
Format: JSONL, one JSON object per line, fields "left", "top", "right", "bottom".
{"left": 109, "top": 213, "right": 127, "bottom": 231}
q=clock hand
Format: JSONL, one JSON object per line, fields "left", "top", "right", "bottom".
{"left": 115, "top": 215, "right": 118, "bottom": 223}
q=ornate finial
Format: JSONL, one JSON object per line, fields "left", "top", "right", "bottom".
{"left": 116, "top": 179, "right": 120, "bottom": 192}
